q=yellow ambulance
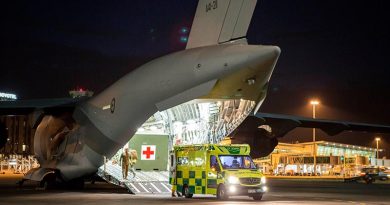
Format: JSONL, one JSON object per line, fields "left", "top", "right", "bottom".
{"left": 169, "top": 144, "right": 267, "bottom": 200}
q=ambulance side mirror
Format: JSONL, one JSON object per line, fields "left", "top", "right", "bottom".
{"left": 255, "top": 164, "right": 262, "bottom": 172}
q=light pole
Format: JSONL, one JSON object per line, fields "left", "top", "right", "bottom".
{"left": 375, "top": 137, "right": 381, "bottom": 165}
{"left": 310, "top": 100, "right": 319, "bottom": 175}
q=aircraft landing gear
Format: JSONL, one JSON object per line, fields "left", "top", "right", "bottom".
{"left": 38, "top": 173, "right": 56, "bottom": 190}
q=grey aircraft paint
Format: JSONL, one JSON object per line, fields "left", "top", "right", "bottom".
{"left": 24, "top": 0, "right": 283, "bottom": 182}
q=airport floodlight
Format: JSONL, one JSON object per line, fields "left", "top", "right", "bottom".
{"left": 375, "top": 137, "right": 381, "bottom": 160}
{"left": 310, "top": 100, "right": 320, "bottom": 105}
{"left": 309, "top": 98, "right": 320, "bottom": 176}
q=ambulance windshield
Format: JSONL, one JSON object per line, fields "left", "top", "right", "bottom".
{"left": 219, "top": 155, "right": 256, "bottom": 170}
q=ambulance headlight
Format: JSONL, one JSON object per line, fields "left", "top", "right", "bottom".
{"left": 261, "top": 176, "right": 266, "bottom": 184}
{"left": 229, "top": 186, "right": 237, "bottom": 193}
{"left": 228, "top": 176, "right": 240, "bottom": 184}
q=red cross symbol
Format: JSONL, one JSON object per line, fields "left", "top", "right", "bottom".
{"left": 141, "top": 145, "right": 156, "bottom": 160}
{"left": 143, "top": 147, "right": 154, "bottom": 159}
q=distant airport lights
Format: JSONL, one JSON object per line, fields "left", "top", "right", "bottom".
{"left": 0, "top": 92, "right": 17, "bottom": 100}
{"left": 324, "top": 142, "right": 377, "bottom": 150}
{"left": 69, "top": 88, "right": 94, "bottom": 98}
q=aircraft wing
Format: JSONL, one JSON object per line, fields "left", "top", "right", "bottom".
{"left": 0, "top": 98, "right": 85, "bottom": 115}
{"left": 254, "top": 112, "right": 390, "bottom": 138}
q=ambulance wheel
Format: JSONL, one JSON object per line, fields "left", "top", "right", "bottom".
{"left": 182, "top": 185, "right": 193, "bottom": 198}
{"left": 252, "top": 194, "right": 263, "bottom": 201}
{"left": 217, "top": 184, "right": 228, "bottom": 200}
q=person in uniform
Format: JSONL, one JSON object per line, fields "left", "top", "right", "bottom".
{"left": 120, "top": 148, "right": 130, "bottom": 179}
{"left": 129, "top": 149, "right": 138, "bottom": 178}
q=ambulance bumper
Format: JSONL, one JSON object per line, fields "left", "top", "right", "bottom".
{"left": 226, "top": 185, "right": 267, "bottom": 196}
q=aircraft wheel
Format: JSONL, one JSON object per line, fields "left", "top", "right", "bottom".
{"left": 39, "top": 178, "right": 54, "bottom": 190}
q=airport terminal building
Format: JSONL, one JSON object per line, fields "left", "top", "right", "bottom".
{"left": 254, "top": 141, "right": 384, "bottom": 176}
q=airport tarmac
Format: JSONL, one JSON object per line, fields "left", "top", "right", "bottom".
{"left": 1, "top": 174, "right": 390, "bottom": 205}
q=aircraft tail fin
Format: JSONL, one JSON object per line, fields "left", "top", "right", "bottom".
{"left": 186, "top": 0, "right": 258, "bottom": 49}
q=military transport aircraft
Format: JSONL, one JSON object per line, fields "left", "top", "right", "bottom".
{"left": 1, "top": 0, "right": 389, "bottom": 187}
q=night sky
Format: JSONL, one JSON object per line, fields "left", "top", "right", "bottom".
{"left": 1, "top": 0, "right": 390, "bottom": 156}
